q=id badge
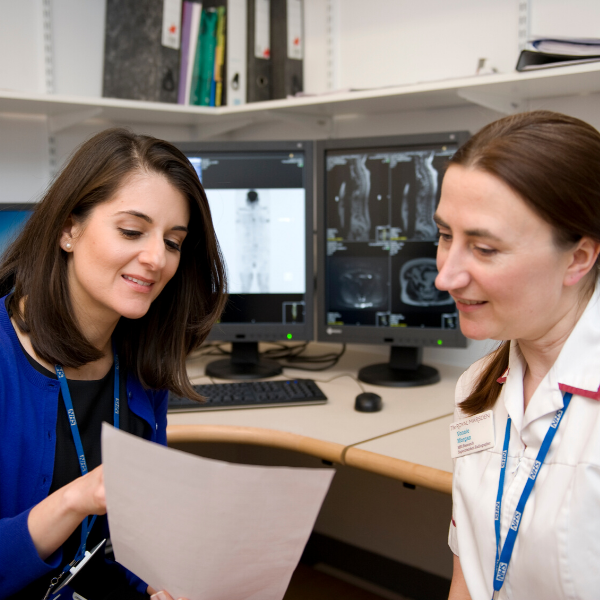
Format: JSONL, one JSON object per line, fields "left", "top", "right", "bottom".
{"left": 449, "top": 410, "right": 495, "bottom": 458}
{"left": 45, "top": 539, "right": 106, "bottom": 600}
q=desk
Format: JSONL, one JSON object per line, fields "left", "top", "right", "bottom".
{"left": 345, "top": 415, "right": 454, "bottom": 494}
{"left": 167, "top": 347, "right": 459, "bottom": 493}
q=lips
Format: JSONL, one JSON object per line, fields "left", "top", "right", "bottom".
{"left": 452, "top": 296, "right": 488, "bottom": 312}
{"left": 454, "top": 297, "right": 485, "bottom": 305}
{"left": 122, "top": 274, "right": 154, "bottom": 287}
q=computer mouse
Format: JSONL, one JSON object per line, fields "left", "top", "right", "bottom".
{"left": 354, "top": 392, "right": 383, "bottom": 413}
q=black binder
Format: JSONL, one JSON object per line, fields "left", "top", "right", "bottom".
{"left": 271, "top": 0, "right": 303, "bottom": 99}
{"left": 516, "top": 49, "right": 600, "bottom": 71}
{"left": 103, "top": 0, "right": 181, "bottom": 103}
{"left": 247, "top": 0, "right": 272, "bottom": 103}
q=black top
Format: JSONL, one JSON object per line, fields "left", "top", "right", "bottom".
{"left": 7, "top": 298, "right": 150, "bottom": 599}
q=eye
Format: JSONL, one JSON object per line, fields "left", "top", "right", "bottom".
{"left": 436, "top": 229, "right": 452, "bottom": 243}
{"left": 475, "top": 246, "right": 497, "bottom": 256}
{"left": 165, "top": 239, "right": 182, "bottom": 252}
{"left": 118, "top": 228, "right": 142, "bottom": 239}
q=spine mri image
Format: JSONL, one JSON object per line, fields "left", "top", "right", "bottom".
{"left": 325, "top": 145, "right": 458, "bottom": 329}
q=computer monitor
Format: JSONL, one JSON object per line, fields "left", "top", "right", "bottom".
{"left": 0, "top": 204, "right": 35, "bottom": 259}
{"left": 175, "top": 140, "right": 314, "bottom": 380}
{"left": 316, "top": 131, "right": 470, "bottom": 387}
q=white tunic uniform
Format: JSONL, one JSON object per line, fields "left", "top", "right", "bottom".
{"left": 449, "top": 285, "right": 600, "bottom": 600}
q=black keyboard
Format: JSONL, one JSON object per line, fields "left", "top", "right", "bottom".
{"left": 168, "top": 379, "right": 328, "bottom": 412}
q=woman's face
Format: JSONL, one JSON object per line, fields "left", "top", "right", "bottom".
{"left": 435, "top": 165, "right": 578, "bottom": 342}
{"left": 63, "top": 172, "right": 190, "bottom": 326}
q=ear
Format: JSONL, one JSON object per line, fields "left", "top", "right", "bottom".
{"left": 59, "top": 216, "right": 75, "bottom": 252}
{"left": 564, "top": 237, "right": 600, "bottom": 287}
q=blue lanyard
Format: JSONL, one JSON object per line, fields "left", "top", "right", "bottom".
{"left": 54, "top": 351, "right": 120, "bottom": 563}
{"left": 492, "top": 391, "right": 572, "bottom": 597}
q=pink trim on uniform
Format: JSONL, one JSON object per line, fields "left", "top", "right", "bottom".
{"left": 452, "top": 518, "right": 457, "bottom": 527}
{"left": 559, "top": 382, "right": 600, "bottom": 401}
{"left": 497, "top": 368, "right": 509, "bottom": 384}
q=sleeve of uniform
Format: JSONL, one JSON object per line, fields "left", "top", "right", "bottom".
{"left": 153, "top": 388, "right": 169, "bottom": 446}
{"left": 0, "top": 507, "right": 62, "bottom": 599}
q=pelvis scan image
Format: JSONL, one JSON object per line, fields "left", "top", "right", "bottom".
{"left": 400, "top": 258, "right": 453, "bottom": 306}
{"left": 331, "top": 256, "right": 388, "bottom": 310}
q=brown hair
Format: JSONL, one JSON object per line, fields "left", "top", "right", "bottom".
{"left": 450, "top": 110, "right": 600, "bottom": 415}
{"left": 0, "top": 128, "right": 227, "bottom": 400}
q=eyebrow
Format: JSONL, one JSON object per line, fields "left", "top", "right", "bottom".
{"left": 433, "top": 213, "right": 502, "bottom": 242}
{"left": 115, "top": 210, "right": 188, "bottom": 232}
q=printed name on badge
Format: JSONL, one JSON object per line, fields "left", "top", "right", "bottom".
{"left": 449, "top": 410, "right": 495, "bottom": 458}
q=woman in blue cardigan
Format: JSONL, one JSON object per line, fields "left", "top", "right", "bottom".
{"left": 0, "top": 128, "right": 226, "bottom": 599}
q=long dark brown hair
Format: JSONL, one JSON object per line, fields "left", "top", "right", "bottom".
{"left": 449, "top": 110, "right": 600, "bottom": 415}
{"left": 0, "top": 128, "right": 227, "bottom": 400}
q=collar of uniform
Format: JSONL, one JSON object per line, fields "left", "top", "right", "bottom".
{"left": 501, "top": 341, "right": 566, "bottom": 438}
{"left": 552, "top": 283, "right": 600, "bottom": 400}
{"left": 501, "top": 340, "right": 527, "bottom": 434}
{"left": 502, "top": 284, "right": 600, "bottom": 436}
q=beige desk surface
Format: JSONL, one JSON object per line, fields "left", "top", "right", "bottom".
{"left": 344, "top": 415, "right": 454, "bottom": 494}
{"left": 167, "top": 347, "right": 460, "bottom": 489}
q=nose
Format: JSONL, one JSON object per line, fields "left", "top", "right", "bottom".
{"left": 435, "top": 244, "right": 470, "bottom": 293}
{"left": 139, "top": 234, "right": 167, "bottom": 271}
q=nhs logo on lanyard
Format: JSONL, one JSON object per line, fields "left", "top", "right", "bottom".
{"left": 496, "top": 562, "right": 508, "bottom": 582}
{"left": 510, "top": 510, "right": 522, "bottom": 531}
{"left": 550, "top": 409, "right": 563, "bottom": 429}
{"left": 495, "top": 501, "right": 500, "bottom": 521}
{"left": 529, "top": 460, "right": 542, "bottom": 480}
{"left": 501, "top": 450, "right": 507, "bottom": 469}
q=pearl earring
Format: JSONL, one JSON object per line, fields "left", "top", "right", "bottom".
{"left": 65, "top": 242, "right": 72, "bottom": 250}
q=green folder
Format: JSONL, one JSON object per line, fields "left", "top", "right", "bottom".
{"left": 190, "top": 8, "right": 218, "bottom": 106}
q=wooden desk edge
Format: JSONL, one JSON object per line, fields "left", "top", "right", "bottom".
{"left": 343, "top": 447, "right": 453, "bottom": 495}
{"left": 167, "top": 425, "right": 453, "bottom": 494}
{"left": 167, "top": 424, "right": 345, "bottom": 464}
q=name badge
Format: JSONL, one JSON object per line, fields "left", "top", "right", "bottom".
{"left": 449, "top": 410, "right": 495, "bottom": 458}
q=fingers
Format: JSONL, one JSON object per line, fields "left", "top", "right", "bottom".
{"left": 150, "top": 592, "right": 189, "bottom": 600}
{"left": 75, "top": 465, "right": 107, "bottom": 517}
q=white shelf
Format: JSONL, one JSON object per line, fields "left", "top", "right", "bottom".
{"left": 1, "top": 62, "right": 600, "bottom": 135}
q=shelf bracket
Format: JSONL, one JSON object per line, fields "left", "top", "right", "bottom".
{"left": 265, "top": 110, "right": 334, "bottom": 134}
{"left": 47, "top": 108, "right": 104, "bottom": 134}
{"left": 456, "top": 88, "right": 528, "bottom": 115}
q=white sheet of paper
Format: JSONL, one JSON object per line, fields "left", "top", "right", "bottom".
{"left": 101, "top": 424, "right": 335, "bottom": 600}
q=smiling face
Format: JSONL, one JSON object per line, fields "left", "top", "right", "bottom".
{"left": 62, "top": 172, "right": 190, "bottom": 330}
{"left": 434, "top": 165, "right": 586, "bottom": 343}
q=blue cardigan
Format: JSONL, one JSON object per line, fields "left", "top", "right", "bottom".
{"left": 0, "top": 297, "right": 169, "bottom": 597}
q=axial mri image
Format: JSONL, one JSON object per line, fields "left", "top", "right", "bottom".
{"left": 329, "top": 257, "right": 388, "bottom": 310}
{"left": 400, "top": 258, "right": 453, "bottom": 307}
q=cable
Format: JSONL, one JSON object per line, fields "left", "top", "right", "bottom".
{"left": 278, "top": 343, "right": 347, "bottom": 372}
{"left": 190, "top": 341, "right": 347, "bottom": 372}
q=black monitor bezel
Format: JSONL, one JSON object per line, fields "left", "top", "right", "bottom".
{"left": 316, "top": 131, "right": 470, "bottom": 349}
{"left": 175, "top": 139, "right": 314, "bottom": 344}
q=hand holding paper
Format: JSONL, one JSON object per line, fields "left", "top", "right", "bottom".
{"left": 101, "top": 424, "right": 334, "bottom": 600}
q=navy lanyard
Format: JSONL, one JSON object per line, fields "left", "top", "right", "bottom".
{"left": 54, "top": 351, "right": 120, "bottom": 563}
{"left": 492, "top": 391, "right": 572, "bottom": 598}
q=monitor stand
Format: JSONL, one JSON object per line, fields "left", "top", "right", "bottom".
{"left": 358, "top": 346, "right": 440, "bottom": 388}
{"left": 205, "top": 341, "right": 282, "bottom": 380}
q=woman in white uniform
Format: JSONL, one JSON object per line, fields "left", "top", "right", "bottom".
{"left": 434, "top": 110, "right": 600, "bottom": 600}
